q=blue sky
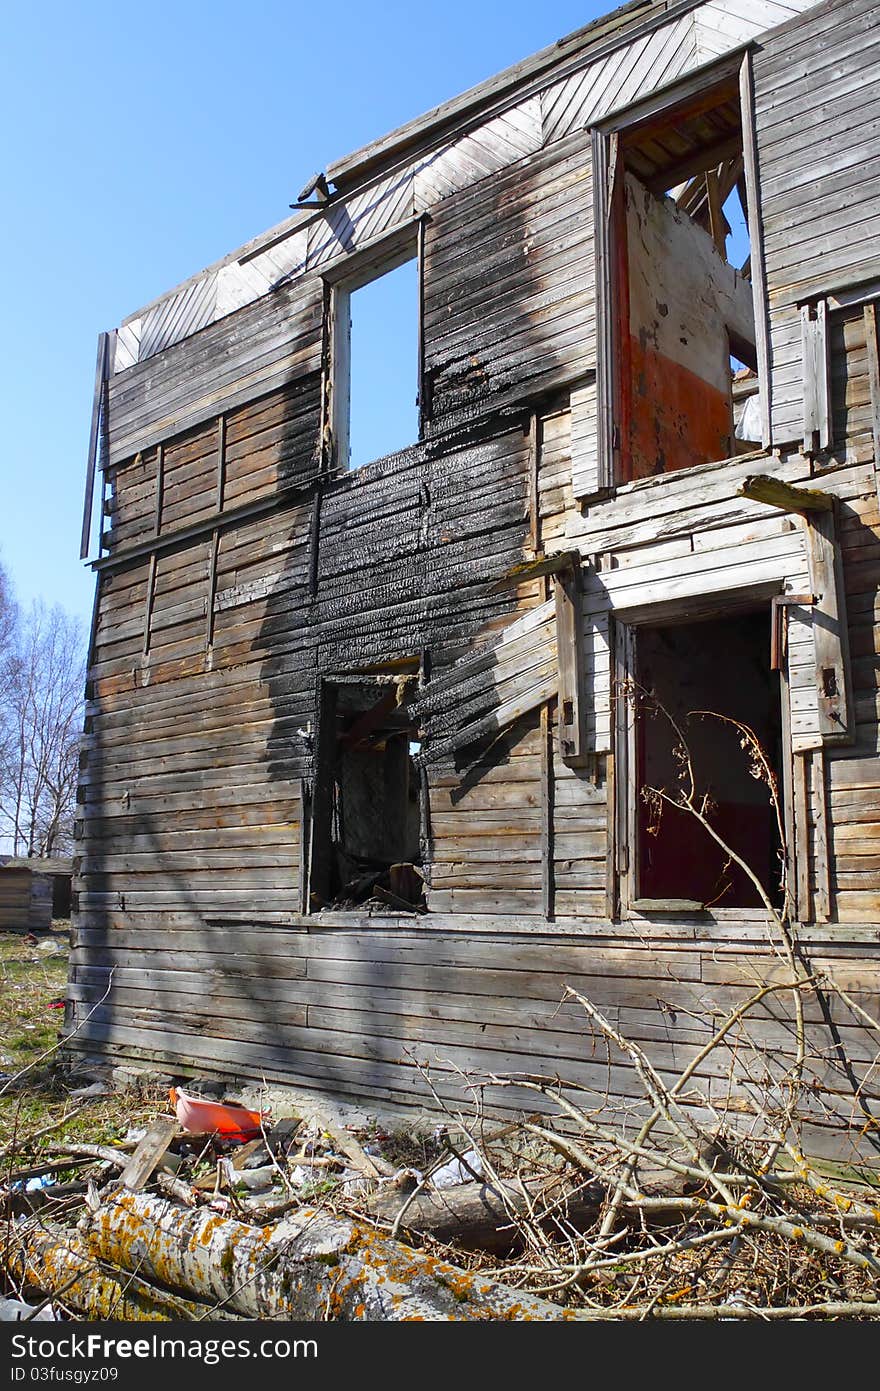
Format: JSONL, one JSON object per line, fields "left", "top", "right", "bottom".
{"left": 1, "top": 1, "right": 616, "bottom": 625}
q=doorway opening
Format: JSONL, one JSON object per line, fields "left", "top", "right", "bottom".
{"left": 633, "top": 608, "right": 784, "bottom": 910}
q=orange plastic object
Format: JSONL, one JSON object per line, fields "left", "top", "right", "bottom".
{"left": 170, "top": 1086, "right": 265, "bottom": 1140}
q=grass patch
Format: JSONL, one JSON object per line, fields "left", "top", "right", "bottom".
{"left": 0, "top": 929, "right": 69, "bottom": 1075}
{"left": 0, "top": 929, "right": 168, "bottom": 1174}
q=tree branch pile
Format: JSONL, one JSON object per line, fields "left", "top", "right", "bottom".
{"left": 2, "top": 706, "right": 879, "bottom": 1319}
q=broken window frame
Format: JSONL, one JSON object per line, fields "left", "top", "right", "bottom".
{"left": 805, "top": 281, "right": 880, "bottom": 461}
{"left": 591, "top": 49, "right": 772, "bottom": 495}
{"left": 322, "top": 222, "right": 424, "bottom": 474}
{"left": 302, "top": 662, "right": 427, "bottom": 917}
{"left": 610, "top": 585, "right": 808, "bottom": 923}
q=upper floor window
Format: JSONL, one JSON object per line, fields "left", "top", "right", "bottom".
{"left": 594, "top": 56, "right": 766, "bottom": 488}
{"left": 328, "top": 235, "right": 420, "bottom": 471}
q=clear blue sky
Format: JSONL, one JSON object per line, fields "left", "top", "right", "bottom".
{"left": 0, "top": 1, "right": 613, "bottom": 625}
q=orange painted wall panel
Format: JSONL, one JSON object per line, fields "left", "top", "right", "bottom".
{"left": 628, "top": 334, "right": 733, "bottom": 479}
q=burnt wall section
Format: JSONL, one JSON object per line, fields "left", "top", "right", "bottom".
{"left": 753, "top": 0, "right": 880, "bottom": 444}
{"left": 103, "top": 374, "right": 322, "bottom": 561}
{"left": 423, "top": 130, "right": 594, "bottom": 434}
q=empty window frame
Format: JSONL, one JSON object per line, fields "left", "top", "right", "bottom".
{"left": 593, "top": 53, "right": 769, "bottom": 489}
{"left": 327, "top": 230, "right": 421, "bottom": 471}
{"left": 615, "top": 604, "right": 787, "bottom": 914}
{"left": 307, "top": 667, "right": 425, "bottom": 912}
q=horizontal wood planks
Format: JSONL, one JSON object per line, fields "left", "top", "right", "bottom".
{"left": 423, "top": 131, "right": 594, "bottom": 433}
{"left": 66, "top": 923, "right": 880, "bottom": 1134}
{"left": 107, "top": 277, "right": 324, "bottom": 466}
{"left": 74, "top": 0, "right": 880, "bottom": 1150}
{"left": 754, "top": 0, "right": 880, "bottom": 444}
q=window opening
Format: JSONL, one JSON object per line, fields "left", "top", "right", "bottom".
{"left": 310, "top": 670, "right": 425, "bottom": 911}
{"left": 333, "top": 254, "right": 419, "bottom": 471}
{"left": 609, "top": 72, "right": 761, "bottom": 482}
{"left": 632, "top": 609, "right": 784, "bottom": 910}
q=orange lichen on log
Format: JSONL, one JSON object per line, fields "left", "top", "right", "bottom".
{"left": 83, "top": 1190, "right": 583, "bottom": 1321}
{"left": 2, "top": 1221, "right": 219, "bottom": 1321}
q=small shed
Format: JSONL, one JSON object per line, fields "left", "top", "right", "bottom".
{"left": 0, "top": 858, "right": 73, "bottom": 933}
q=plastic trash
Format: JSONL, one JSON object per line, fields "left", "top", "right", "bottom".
{"left": 219, "top": 1158, "right": 278, "bottom": 1193}
{"left": 430, "top": 1149, "right": 484, "bottom": 1189}
{"left": 69, "top": 1081, "right": 110, "bottom": 1099}
{"left": 11, "top": 1173, "right": 56, "bottom": 1193}
{"left": 170, "top": 1086, "right": 265, "bottom": 1140}
{"left": 0, "top": 1298, "right": 56, "bottom": 1321}
{"left": 26, "top": 1173, "right": 55, "bottom": 1192}
{"left": 288, "top": 1163, "right": 334, "bottom": 1190}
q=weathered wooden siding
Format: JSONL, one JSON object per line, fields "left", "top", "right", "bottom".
{"left": 828, "top": 460, "right": 880, "bottom": 922}
{"left": 825, "top": 305, "right": 879, "bottom": 468}
{"left": 68, "top": 919, "right": 880, "bottom": 1161}
{"left": 0, "top": 869, "right": 53, "bottom": 933}
{"left": 754, "top": 0, "right": 880, "bottom": 443}
{"left": 422, "top": 131, "right": 594, "bottom": 433}
{"left": 106, "top": 277, "right": 324, "bottom": 466}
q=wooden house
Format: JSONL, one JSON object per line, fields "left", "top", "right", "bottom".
{"left": 69, "top": 0, "right": 880, "bottom": 1161}
{"left": 0, "top": 858, "right": 72, "bottom": 932}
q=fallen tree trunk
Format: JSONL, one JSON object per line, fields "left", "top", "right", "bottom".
{"left": 83, "top": 1189, "right": 582, "bottom": 1320}
{"left": 367, "top": 1179, "right": 604, "bottom": 1253}
{"left": 3, "top": 1222, "right": 229, "bottom": 1321}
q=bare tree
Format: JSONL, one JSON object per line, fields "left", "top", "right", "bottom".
{"left": 0, "top": 598, "right": 86, "bottom": 858}
{"left": 0, "top": 560, "right": 20, "bottom": 803}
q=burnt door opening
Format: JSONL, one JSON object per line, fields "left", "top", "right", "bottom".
{"left": 309, "top": 674, "right": 424, "bottom": 910}
{"left": 635, "top": 609, "right": 784, "bottom": 909}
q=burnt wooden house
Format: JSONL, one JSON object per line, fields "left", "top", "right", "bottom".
{"left": 70, "top": 0, "right": 880, "bottom": 1158}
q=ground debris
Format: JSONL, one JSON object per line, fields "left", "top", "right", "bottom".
{"left": 3, "top": 932, "right": 880, "bottom": 1321}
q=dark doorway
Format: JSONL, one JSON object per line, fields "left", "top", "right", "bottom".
{"left": 310, "top": 672, "right": 423, "bottom": 909}
{"left": 635, "top": 609, "right": 783, "bottom": 909}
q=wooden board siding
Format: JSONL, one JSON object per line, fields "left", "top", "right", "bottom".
{"left": 754, "top": 0, "right": 880, "bottom": 444}
{"left": 422, "top": 131, "right": 594, "bottom": 434}
{"left": 102, "top": 377, "right": 323, "bottom": 563}
{"left": 693, "top": 0, "right": 819, "bottom": 60}
{"left": 826, "top": 459, "right": 880, "bottom": 922}
{"left": 79, "top": 399, "right": 545, "bottom": 927}
{"left": 68, "top": 920, "right": 880, "bottom": 1157}
{"left": 414, "top": 98, "right": 544, "bottom": 209}
{"left": 539, "top": 13, "right": 699, "bottom": 144}
{"left": 106, "top": 276, "right": 324, "bottom": 466}
{"left": 0, "top": 869, "right": 53, "bottom": 933}
{"left": 824, "top": 304, "right": 879, "bottom": 469}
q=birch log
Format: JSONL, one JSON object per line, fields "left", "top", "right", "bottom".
{"left": 84, "top": 1190, "right": 580, "bottom": 1320}
{"left": 4, "top": 1221, "right": 225, "bottom": 1321}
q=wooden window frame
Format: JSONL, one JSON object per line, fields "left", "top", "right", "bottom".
{"left": 322, "top": 222, "right": 423, "bottom": 473}
{"left": 591, "top": 49, "right": 773, "bottom": 493}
